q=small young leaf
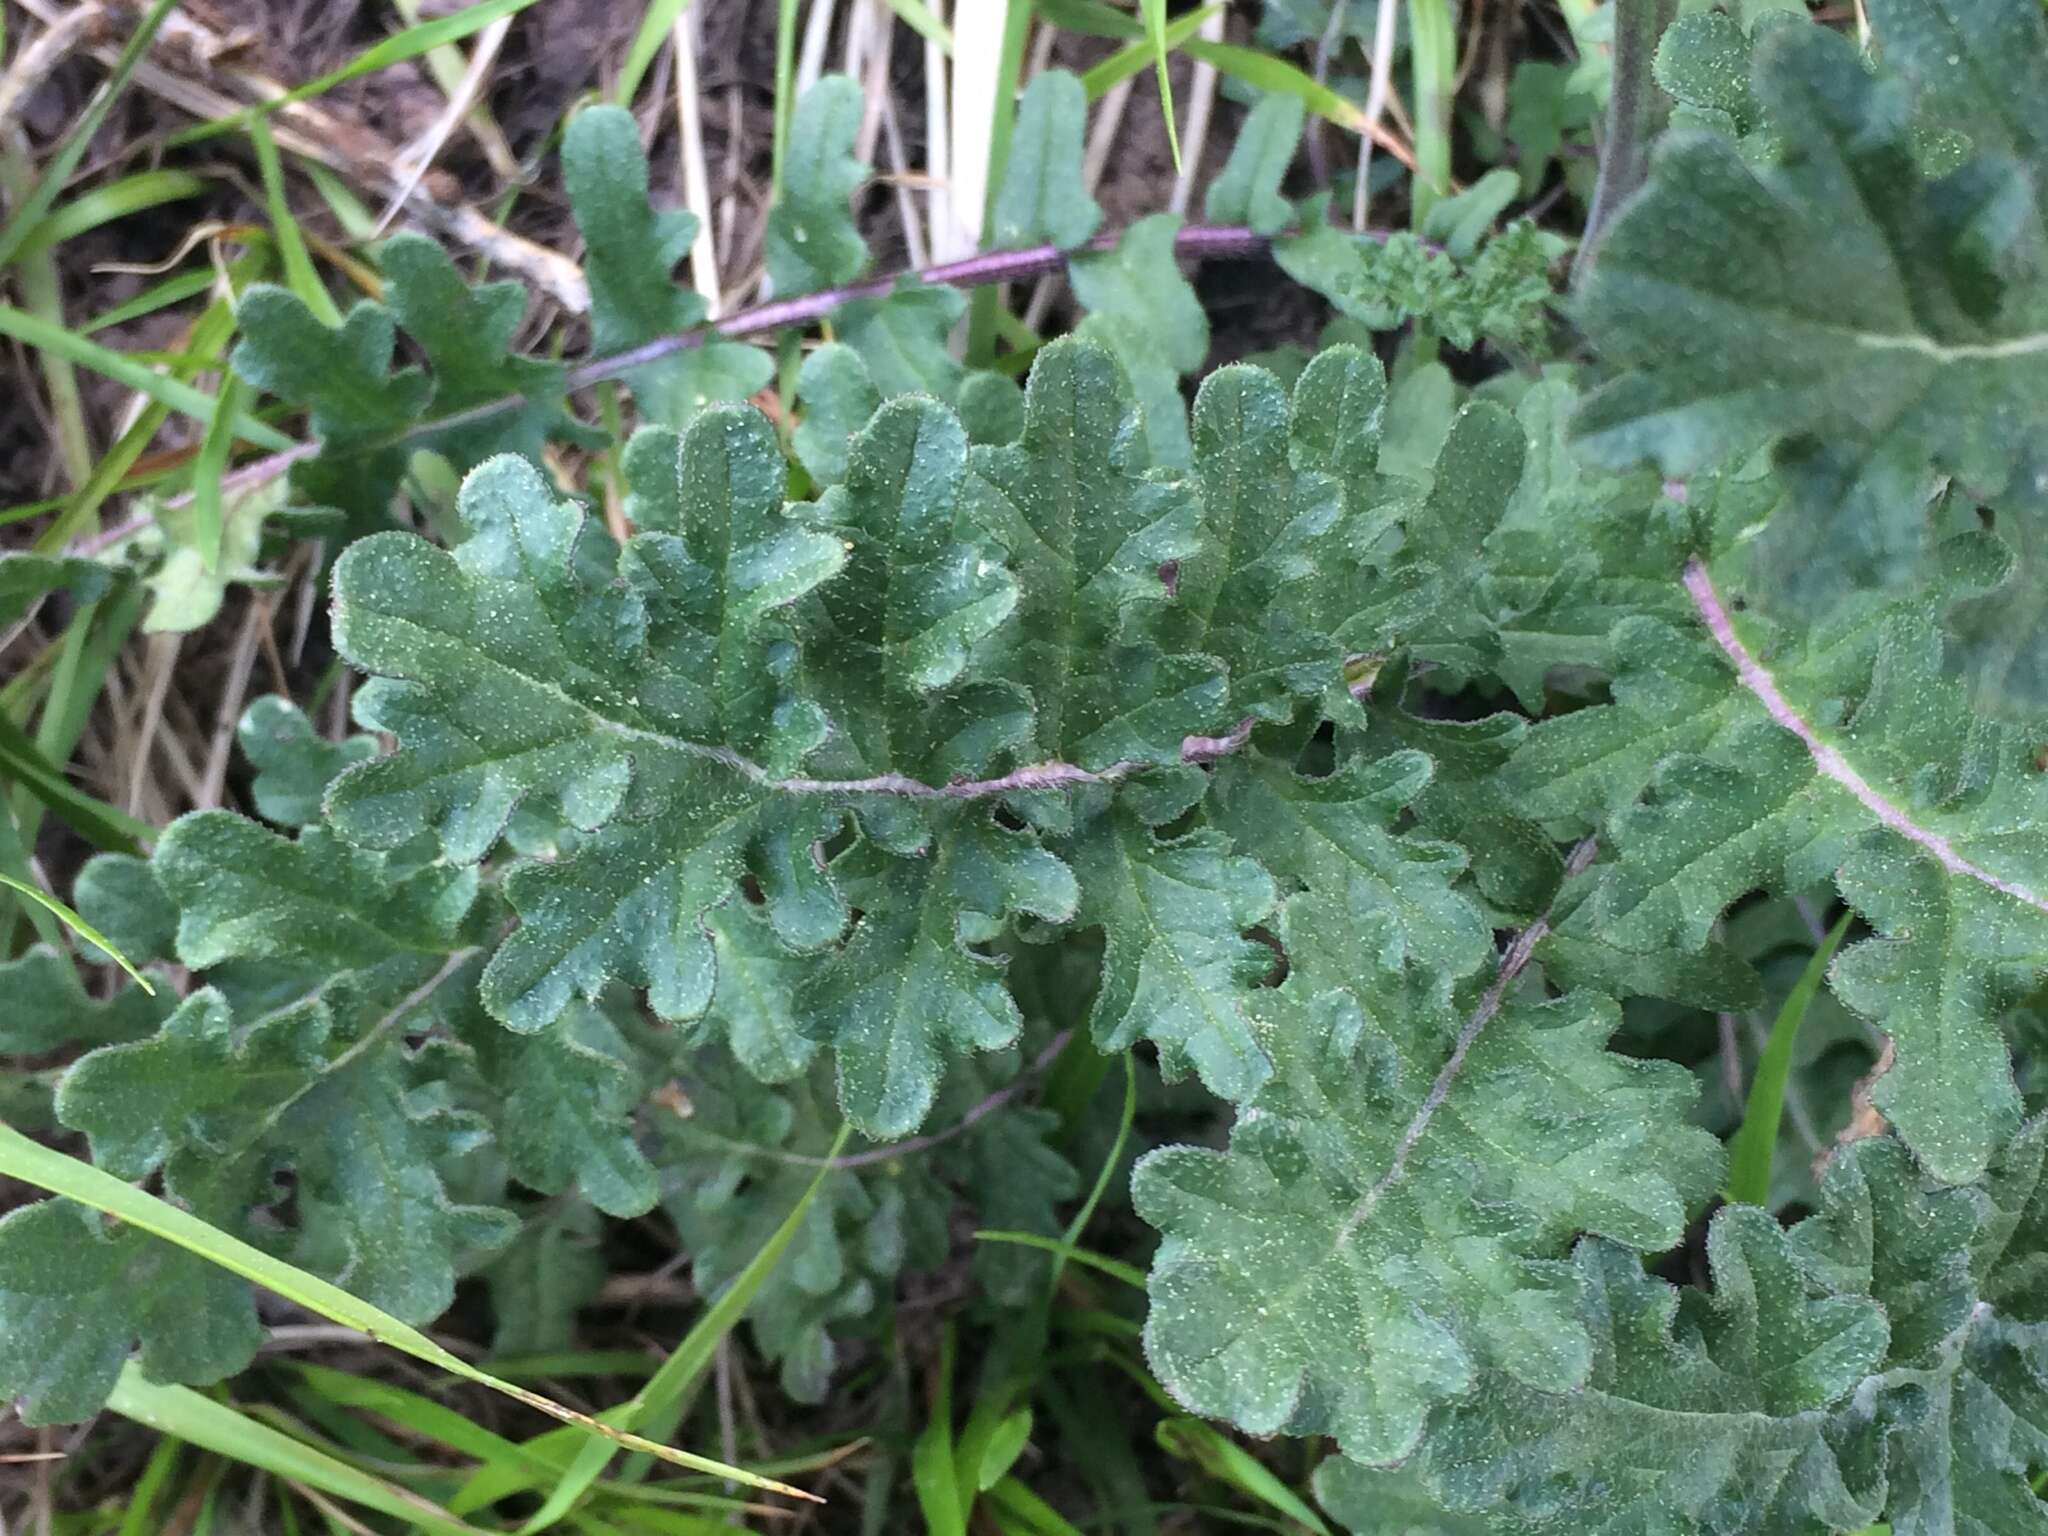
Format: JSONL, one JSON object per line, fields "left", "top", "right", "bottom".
{"left": 765, "top": 75, "right": 871, "bottom": 296}
{"left": 988, "top": 71, "right": 1102, "bottom": 251}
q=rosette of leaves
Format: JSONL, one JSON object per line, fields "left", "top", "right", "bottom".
{"left": 320, "top": 335, "right": 1489, "bottom": 1142}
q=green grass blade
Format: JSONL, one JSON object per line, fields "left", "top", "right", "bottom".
{"left": 168, "top": 0, "right": 544, "bottom": 147}
{"left": 1724, "top": 911, "right": 1855, "bottom": 1208}
{"left": 104, "top": 1366, "right": 486, "bottom": 1536}
{"left": 0, "top": 0, "right": 181, "bottom": 271}
{"left": 1079, "top": 5, "right": 1220, "bottom": 99}
{"left": 191, "top": 373, "right": 249, "bottom": 570}
{"left": 772, "top": 0, "right": 798, "bottom": 199}
{"left": 912, "top": 1326, "right": 966, "bottom": 1536}
{"left": 115, "top": 1432, "right": 183, "bottom": 1536}
{"left": 0, "top": 1121, "right": 819, "bottom": 1503}
{"left": 1181, "top": 40, "right": 1366, "bottom": 134}
{"left": 34, "top": 277, "right": 254, "bottom": 554}
{"left": 483, "top": 1351, "right": 661, "bottom": 1382}
{"left": 0, "top": 305, "right": 292, "bottom": 451}
{"left": 1032, "top": 0, "right": 1141, "bottom": 38}
{"left": 1140, "top": 0, "right": 1183, "bottom": 172}
{"left": 288, "top": 1361, "right": 556, "bottom": 1477}
{"left": 249, "top": 121, "right": 341, "bottom": 326}
{"left": 13, "top": 171, "right": 210, "bottom": 261}
{"left": 1406, "top": 0, "right": 1458, "bottom": 221}
{"left": 986, "top": 1477, "right": 1089, "bottom": 1536}
{"left": 1051, "top": 1052, "right": 1135, "bottom": 1294}
{"left": 617, "top": 0, "right": 696, "bottom": 106}
{"left": 0, "top": 685, "right": 152, "bottom": 853}
{"left": 1155, "top": 1418, "right": 1330, "bottom": 1535}
{"left": 0, "top": 873, "right": 156, "bottom": 993}
{"left": 514, "top": 1122, "right": 853, "bottom": 1530}
{"left": 0, "top": 795, "right": 61, "bottom": 949}
{"left": 83, "top": 268, "right": 221, "bottom": 336}
{"left": 884, "top": 0, "right": 953, "bottom": 50}
{"left": 972, "top": 1232, "right": 1146, "bottom": 1289}
{"left": 963, "top": 0, "right": 1035, "bottom": 370}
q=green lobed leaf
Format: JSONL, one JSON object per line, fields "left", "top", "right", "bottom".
{"left": 1138, "top": 975, "right": 1722, "bottom": 1466}
{"left": 800, "top": 814, "right": 1077, "bottom": 1137}
{"left": 0, "top": 945, "right": 173, "bottom": 1055}
{"left": 988, "top": 71, "right": 1103, "bottom": 251}
{"left": 0, "top": 1198, "right": 261, "bottom": 1426}
{"left": 1059, "top": 791, "right": 1277, "bottom": 1104}
{"left": 764, "top": 75, "right": 871, "bottom": 296}
{"left": 1321, "top": 1130, "right": 2048, "bottom": 1534}
{"left": 963, "top": 337, "right": 1224, "bottom": 768}
{"left": 563, "top": 104, "right": 772, "bottom": 427}
{"left": 1573, "top": 0, "right": 2048, "bottom": 616}
{"left": 237, "top": 695, "right": 377, "bottom": 829}
{"left": 1203, "top": 94, "right": 1306, "bottom": 236}
{"left": 57, "top": 975, "right": 516, "bottom": 1322}
{"left": 1069, "top": 215, "right": 1210, "bottom": 471}
{"left": 1507, "top": 593, "right": 2048, "bottom": 1184}
{"left": 0, "top": 551, "right": 113, "bottom": 627}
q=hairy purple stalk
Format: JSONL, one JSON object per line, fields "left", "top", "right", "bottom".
{"left": 104, "top": 223, "right": 1287, "bottom": 551}
{"left": 1682, "top": 558, "right": 2048, "bottom": 918}
{"left": 568, "top": 223, "right": 1274, "bottom": 388}
{"left": 766, "top": 720, "right": 1260, "bottom": 801}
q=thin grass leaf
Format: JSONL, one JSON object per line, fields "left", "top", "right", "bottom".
{"left": 1155, "top": 1418, "right": 1331, "bottom": 1535}
{"left": 13, "top": 171, "right": 210, "bottom": 262}
{"left": 0, "top": 305, "right": 292, "bottom": 451}
{"left": 483, "top": 1351, "right": 662, "bottom": 1382}
{"left": 1406, "top": 0, "right": 1458, "bottom": 219}
{"left": 0, "top": 1124, "right": 820, "bottom": 1503}
{"left": 37, "top": 272, "right": 257, "bottom": 555}
{"left": 772, "top": 0, "right": 798, "bottom": 199}
{"left": 513, "top": 1123, "right": 853, "bottom": 1531}
{"left": 288, "top": 1361, "right": 557, "bottom": 1479}
{"left": 0, "top": 798, "right": 60, "bottom": 951}
{"left": 1182, "top": 40, "right": 1368, "bottom": 133}
{"left": 115, "top": 1433, "right": 183, "bottom": 1536}
{"left": 0, "top": 683, "right": 152, "bottom": 853}
{"left": 104, "top": 1366, "right": 486, "bottom": 1536}
{"left": 167, "top": 0, "right": 545, "bottom": 146}
{"left": 617, "top": 0, "right": 696, "bottom": 105}
{"left": 1140, "top": 0, "right": 1184, "bottom": 172}
{"left": 963, "top": 0, "right": 1038, "bottom": 368}
{"left": 884, "top": 0, "right": 954, "bottom": 51}
{"left": 1079, "top": 5, "right": 1220, "bottom": 99}
{"left": 912, "top": 1327, "right": 967, "bottom": 1536}
{"left": 1032, "top": 0, "right": 1142, "bottom": 38}
{"left": 972, "top": 1232, "right": 1147, "bottom": 1289}
{"left": 249, "top": 121, "right": 341, "bottom": 327}
{"left": 0, "top": 0, "right": 181, "bottom": 272}
{"left": 82, "top": 269, "right": 221, "bottom": 336}
{"left": 985, "top": 1477, "right": 1089, "bottom": 1536}
{"left": 190, "top": 371, "right": 253, "bottom": 572}
{"left": 1724, "top": 911, "right": 1855, "bottom": 1208}
{"left": 1051, "top": 1053, "right": 1136, "bottom": 1294}
{"left": 0, "top": 874, "right": 156, "bottom": 995}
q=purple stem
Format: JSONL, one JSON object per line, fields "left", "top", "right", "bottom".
{"left": 566, "top": 222, "right": 1274, "bottom": 389}
{"left": 107, "top": 223, "right": 1281, "bottom": 544}
{"left": 1683, "top": 558, "right": 2048, "bottom": 917}
{"left": 765, "top": 720, "right": 1260, "bottom": 801}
